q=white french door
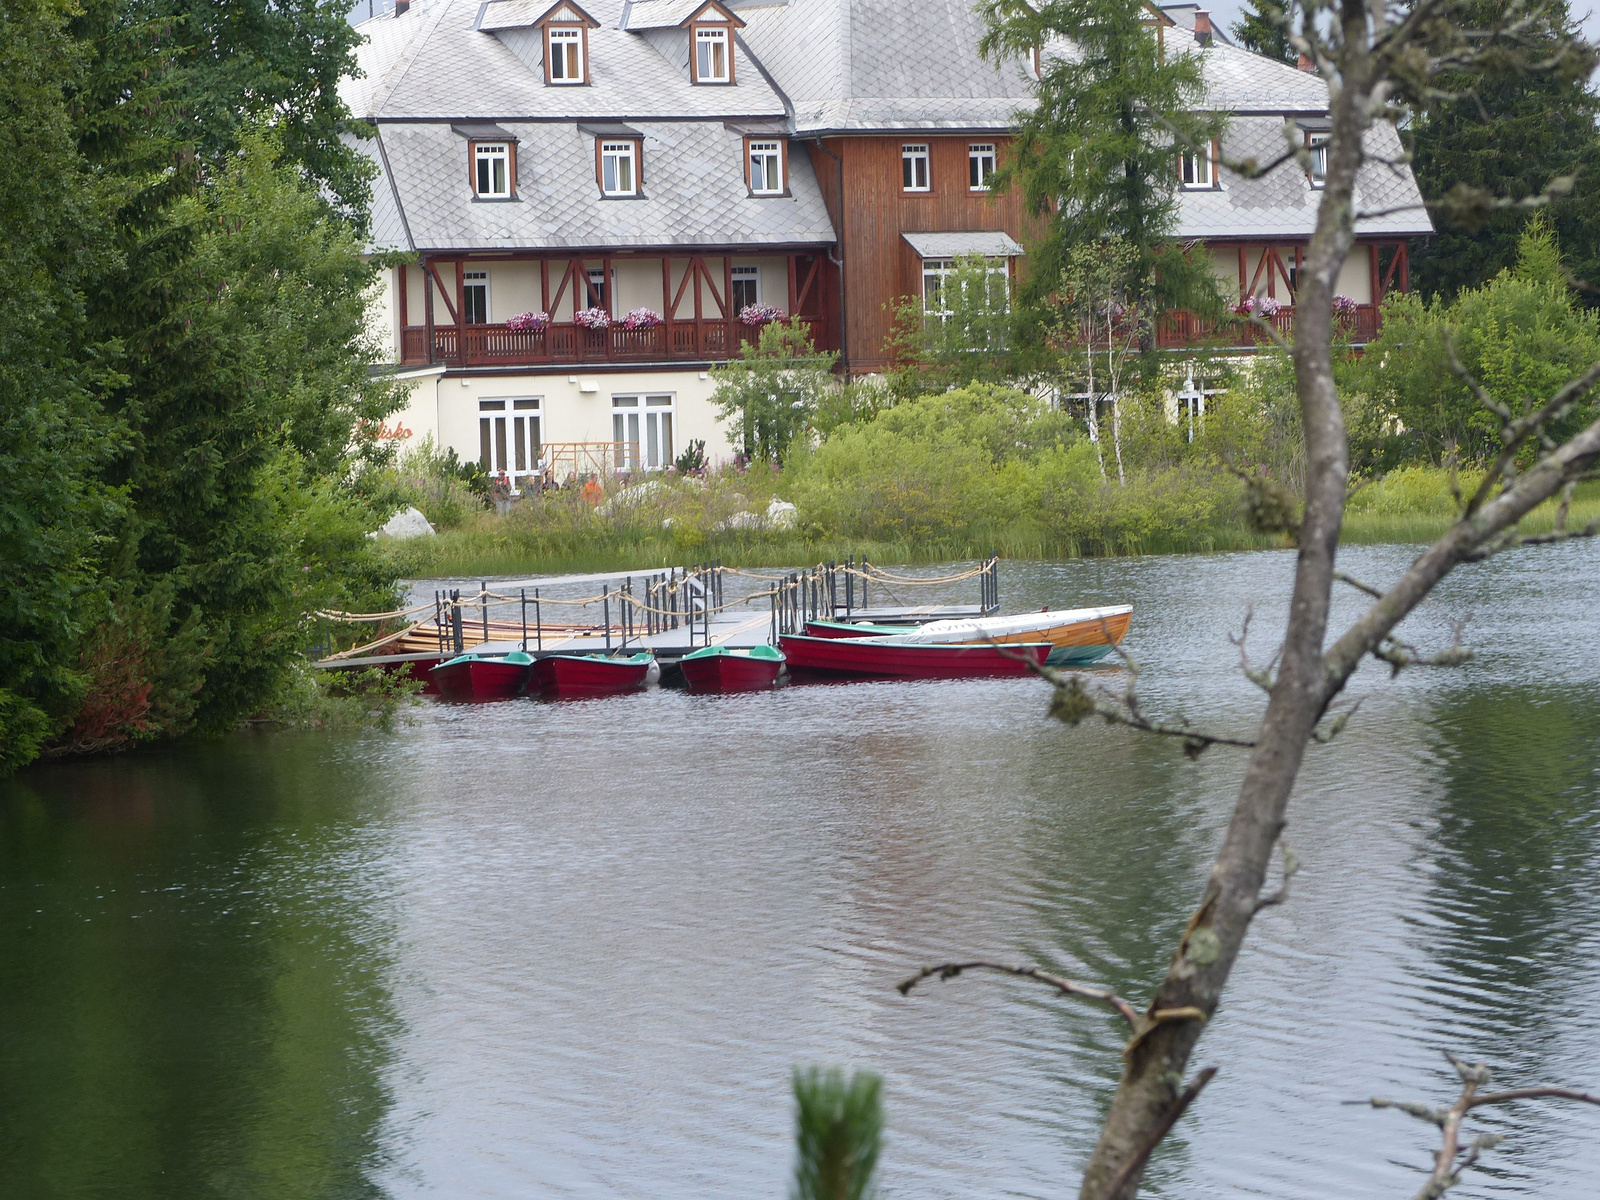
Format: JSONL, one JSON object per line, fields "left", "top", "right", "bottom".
{"left": 478, "top": 398, "right": 542, "bottom": 488}
{"left": 611, "top": 394, "right": 674, "bottom": 470}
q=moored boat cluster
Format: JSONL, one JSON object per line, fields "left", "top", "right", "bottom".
{"left": 427, "top": 604, "right": 1134, "bottom": 700}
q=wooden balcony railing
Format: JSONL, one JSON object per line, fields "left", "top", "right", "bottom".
{"left": 401, "top": 318, "right": 815, "bottom": 368}
{"left": 1154, "top": 304, "right": 1383, "bottom": 350}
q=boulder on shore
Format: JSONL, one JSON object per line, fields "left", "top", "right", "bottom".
{"left": 378, "top": 505, "right": 436, "bottom": 539}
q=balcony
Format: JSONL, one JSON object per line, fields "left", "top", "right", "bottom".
{"left": 400, "top": 316, "right": 826, "bottom": 369}
{"left": 1154, "top": 304, "right": 1383, "bottom": 350}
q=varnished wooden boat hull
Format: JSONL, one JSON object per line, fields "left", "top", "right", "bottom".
{"left": 804, "top": 610, "right": 1131, "bottom": 666}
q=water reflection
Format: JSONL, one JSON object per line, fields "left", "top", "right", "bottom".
{"left": 2, "top": 544, "right": 1597, "bottom": 1199}
{"left": 1409, "top": 686, "right": 1600, "bottom": 1194}
{"left": 0, "top": 739, "right": 401, "bottom": 1199}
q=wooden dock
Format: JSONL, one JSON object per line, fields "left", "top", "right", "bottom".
{"left": 312, "top": 556, "right": 1001, "bottom": 684}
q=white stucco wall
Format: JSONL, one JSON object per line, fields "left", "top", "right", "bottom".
{"left": 1208, "top": 244, "right": 1376, "bottom": 304}
{"left": 383, "top": 366, "right": 741, "bottom": 478}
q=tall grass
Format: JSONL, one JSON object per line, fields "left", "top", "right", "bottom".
{"left": 381, "top": 472, "right": 1598, "bottom": 579}
{"left": 372, "top": 388, "right": 1598, "bottom": 580}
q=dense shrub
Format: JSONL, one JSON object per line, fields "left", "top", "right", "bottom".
{"left": 1356, "top": 219, "right": 1600, "bottom": 464}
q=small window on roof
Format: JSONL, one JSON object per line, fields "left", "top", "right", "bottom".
{"left": 600, "top": 140, "right": 638, "bottom": 196}
{"left": 694, "top": 26, "right": 730, "bottom": 83}
{"left": 1180, "top": 141, "right": 1216, "bottom": 190}
{"left": 1308, "top": 133, "right": 1329, "bottom": 187}
{"left": 474, "top": 143, "right": 510, "bottom": 197}
{"left": 749, "top": 140, "right": 784, "bottom": 194}
{"left": 548, "top": 26, "right": 585, "bottom": 83}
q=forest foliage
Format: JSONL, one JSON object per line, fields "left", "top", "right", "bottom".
{"left": 0, "top": 0, "right": 399, "bottom": 772}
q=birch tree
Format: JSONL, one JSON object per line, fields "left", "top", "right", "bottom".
{"left": 905, "top": 4, "right": 1600, "bottom": 1196}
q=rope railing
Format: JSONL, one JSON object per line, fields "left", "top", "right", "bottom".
{"left": 311, "top": 554, "right": 1001, "bottom": 659}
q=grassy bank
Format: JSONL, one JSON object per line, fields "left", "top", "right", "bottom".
{"left": 379, "top": 473, "right": 1597, "bottom": 580}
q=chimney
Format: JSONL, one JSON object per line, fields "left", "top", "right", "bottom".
{"left": 395, "top": 0, "right": 410, "bottom": 15}
{"left": 1297, "top": 52, "right": 1314, "bottom": 72}
{"left": 1194, "top": 10, "right": 1213, "bottom": 47}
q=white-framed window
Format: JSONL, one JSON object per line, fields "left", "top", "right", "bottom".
{"left": 694, "top": 26, "right": 730, "bottom": 83}
{"left": 902, "top": 143, "right": 930, "bottom": 192}
{"left": 601, "top": 140, "right": 637, "bottom": 195}
{"left": 969, "top": 143, "right": 996, "bottom": 191}
{"left": 922, "top": 258, "right": 955, "bottom": 315}
{"left": 1308, "top": 133, "right": 1329, "bottom": 187}
{"left": 463, "top": 270, "right": 490, "bottom": 324}
{"left": 548, "top": 26, "right": 583, "bottom": 83}
{"left": 749, "top": 140, "right": 783, "bottom": 194}
{"left": 474, "top": 143, "right": 510, "bottom": 197}
{"left": 921, "top": 256, "right": 1009, "bottom": 321}
{"left": 585, "top": 266, "right": 614, "bottom": 311}
{"left": 731, "top": 265, "right": 760, "bottom": 311}
{"left": 1180, "top": 141, "right": 1216, "bottom": 189}
{"left": 480, "top": 398, "right": 542, "bottom": 485}
{"left": 612, "top": 394, "right": 674, "bottom": 470}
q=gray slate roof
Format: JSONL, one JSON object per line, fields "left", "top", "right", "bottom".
{"left": 346, "top": 0, "right": 1430, "bottom": 253}
{"left": 903, "top": 231, "right": 1025, "bottom": 258}
{"left": 374, "top": 119, "right": 836, "bottom": 251}
{"left": 347, "top": 0, "right": 786, "bottom": 121}
{"left": 1180, "top": 117, "right": 1428, "bottom": 239}
{"left": 738, "top": 0, "right": 1039, "bottom": 134}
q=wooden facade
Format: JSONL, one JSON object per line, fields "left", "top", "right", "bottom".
{"left": 805, "top": 137, "right": 1416, "bottom": 373}
{"left": 806, "top": 135, "right": 1043, "bottom": 375}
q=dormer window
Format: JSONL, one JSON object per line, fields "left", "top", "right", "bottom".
{"left": 1180, "top": 140, "right": 1217, "bottom": 190}
{"left": 1308, "top": 134, "right": 1329, "bottom": 187}
{"left": 599, "top": 140, "right": 639, "bottom": 196}
{"left": 474, "top": 142, "right": 511, "bottom": 197}
{"left": 902, "top": 144, "right": 930, "bottom": 192}
{"left": 748, "top": 139, "right": 785, "bottom": 195}
{"left": 692, "top": 25, "right": 732, "bottom": 83}
{"left": 547, "top": 26, "right": 585, "bottom": 83}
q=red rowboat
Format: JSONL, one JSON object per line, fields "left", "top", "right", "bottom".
{"left": 679, "top": 645, "right": 785, "bottom": 693}
{"left": 430, "top": 651, "right": 533, "bottom": 700}
{"left": 530, "top": 651, "right": 654, "bottom": 697}
{"left": 778, "top": 634, "right": 1049, "bottom": 680}
{"left": 802, "top": 619, "right": 914, "bottom": 639}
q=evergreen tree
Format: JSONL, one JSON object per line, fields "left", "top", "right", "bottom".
{"left": 1406, "top": 0, "right": 1600, "bottom": 301}
{"left": 790, "top": 1067, "right": 882, "bottom": 1200}
{"left": 1231, "top": 0, "right": 1295, "bottom": 64}
{"left": 0, "top": 0, "right": 120, "bottom": 768}
{"left": 0, "top": 0, "right": 401, "bottom": 769}
{"left": 978, "top": 0, "right": 1225, "bottom": 350}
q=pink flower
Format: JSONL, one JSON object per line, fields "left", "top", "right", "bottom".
{"left": 574, "top": 307, "right": 611, "bottom": 329}
{"left": 739, "top": 303, "right": 786, "bottom": 326}
{"left": 619, "top": 307, "right": 664, "bottom": 329}
{"left": 506, "top": 311, "right": 549, "bottom": 331}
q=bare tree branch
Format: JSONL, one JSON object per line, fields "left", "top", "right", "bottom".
{"left": 897, "top": 960, "right": 1146, "bottom": 1028}
{"left": 1358, "top": 1052, "right": 1600, "bottom": 1200}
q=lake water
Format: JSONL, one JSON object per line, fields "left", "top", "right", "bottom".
{"left": 3, "top": 543, "right": 1598, "bottom": 1200}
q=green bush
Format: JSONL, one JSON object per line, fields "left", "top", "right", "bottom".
{"left": 1357, "top": 218, "right": 1600, "bottom": 464}
{"left": 377, "top": 435, "right": 489, "bottom": 530}
{"left": 1346, "top": 464, "right": 1485, "bottom": 518}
